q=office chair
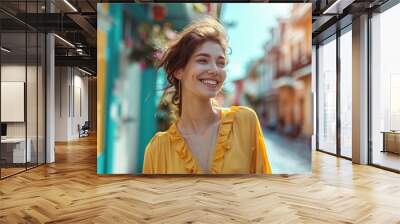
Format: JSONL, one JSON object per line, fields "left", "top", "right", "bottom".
{"left": 79, "top": 121, "right": 90, "bottom": 138}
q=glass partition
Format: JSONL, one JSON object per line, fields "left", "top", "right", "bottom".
{"left": 27, "top": 30, "right": 38, "bottom": 169}
{"left": 1, "top": 30, "right": 28, "bottom": 177}
{"left": 0, "top": 1, "right": 46, "bottom": 179}
{"left": 317, "top": 35, "right": 337, "bottom": 154}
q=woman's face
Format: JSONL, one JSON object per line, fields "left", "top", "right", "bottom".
{"left": 176, "top": 41, "right": 226, "bottom": 100}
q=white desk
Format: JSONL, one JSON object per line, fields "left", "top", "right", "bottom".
{"left": 1, "top": 138, "right": 31, "bottom": 163}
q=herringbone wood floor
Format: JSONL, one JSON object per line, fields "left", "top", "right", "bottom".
{"left": 1, "top": 135, "right": 400, "bottom": 224}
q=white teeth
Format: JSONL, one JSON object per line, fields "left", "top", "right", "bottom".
{"left": 201, "top": 79, "right": 217, "bottom": 85}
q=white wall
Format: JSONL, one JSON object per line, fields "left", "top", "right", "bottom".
{"left": 1, "top": 65, "right": 37, "bottom": 137}
{"left": 1, "top": 82, "right": 25, "bottom": 122}
{"left": 73, "top": 72, "right": 89, "bottom": 137}
{"left": 54, "top": 67, "right": 89, "bottom": 141}
{"left": 1, "top": 65, "right": 26, "bottom": 81}
{"left": 1, "top": 66, "right": 26, "bottom": 136}
{"left": 55, "top": 67, "right": 69, "bottom": 141}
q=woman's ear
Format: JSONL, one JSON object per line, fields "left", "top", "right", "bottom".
{"left": 174, "top": 69, "right": 183, "bottom": 80}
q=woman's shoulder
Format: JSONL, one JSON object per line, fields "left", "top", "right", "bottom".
{"left": 145, "top": 131, "right": 170, "bottom": 152}
{"left": 226, "top": 105, "right": 258, "bottom": 121}
{"left": 220, "top": 106, "right": 260, "bottom": 138}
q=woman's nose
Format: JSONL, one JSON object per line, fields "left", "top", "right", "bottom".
{"left": 208, "top": 63, "right": 219, "bottom": 74}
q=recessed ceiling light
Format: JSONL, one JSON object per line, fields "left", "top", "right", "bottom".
{"left": 323, "top": 0, "right": 355, "bottom": 15}
{"left": 63, "top": 0, "right": 78, "bottom": 12}
{"left": 54, "top": 34, "right": 75, "bottom": 48}
{"left": 1, "top": 47, "right": 11, "bottom": 53}
{"left": 78, "top": 67, "right": 93, "bottom": 76}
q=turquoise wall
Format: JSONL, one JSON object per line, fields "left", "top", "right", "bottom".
{"left": 98, "top": 4, "right": 123, "bottom": 174}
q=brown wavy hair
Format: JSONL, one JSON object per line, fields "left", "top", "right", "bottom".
{"left": 157, "top": 16, "right": 228, "bottom": 116}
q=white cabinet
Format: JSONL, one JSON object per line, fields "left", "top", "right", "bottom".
{"left": 1, "top": 138, "right": 32, "bottom": 163}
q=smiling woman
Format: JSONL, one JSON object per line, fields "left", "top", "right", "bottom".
{"left": 143, "top": 17, "right": 272, "bottom": 174}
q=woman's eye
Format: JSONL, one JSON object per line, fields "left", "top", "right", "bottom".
{"left": 217, "top": 62, "right": 226, "bottom": 67}
{"left": 197, "top": 59, "right": 207, "bottom": 64}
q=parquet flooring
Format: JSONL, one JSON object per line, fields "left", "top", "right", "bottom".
{"left": 1, "top": 167, "right": 25, "bottom": 178}
{"left": 1, "top": 135, "right": 400, "bottom": 223}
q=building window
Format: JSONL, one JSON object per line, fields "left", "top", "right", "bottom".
{"left": 371, "top": 3, "right": 400, "bottom": 171}
{"left": 317, "top": 36, "right": 337, "bottom": 154}
{"left": 339, "top": 28, "right": 352, "bottom": 158}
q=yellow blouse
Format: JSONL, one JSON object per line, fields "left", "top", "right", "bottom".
{"left": 143, "top": 106, "right": 272, "bottom": 174}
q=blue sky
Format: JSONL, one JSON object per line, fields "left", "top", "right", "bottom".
{"left": 220, "top": 3, "right": 291, "bottom": 84}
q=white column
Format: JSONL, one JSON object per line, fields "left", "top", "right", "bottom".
{"left": 45, "top": 1, "right": 55, "bottom": 163}
{"left": 352, "top": 14, "right": 369, "bottom": 164}
{"left": 46, "top": 33, "right": 55, "bottom": 163}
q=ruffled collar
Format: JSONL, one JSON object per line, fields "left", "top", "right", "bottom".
{"left": 168, "top": 106, "right": 238, "bottom": 174}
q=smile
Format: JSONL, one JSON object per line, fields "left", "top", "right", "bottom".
{"left": 199, "top": 79, "right": 219, "bottom": 88}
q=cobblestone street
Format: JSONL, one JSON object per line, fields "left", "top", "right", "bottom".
{"left": 264, "top": 130, "right": 311, "bottom": 174}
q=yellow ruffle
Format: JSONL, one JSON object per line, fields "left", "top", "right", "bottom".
{"left": 168, "top": 123, "right": 200, "bottom": 174}
{"left": 210, "top": 106, "right": 238, "bottom": 174}
{"left": 168, "top": 106, "right": 239, "bottom": 174}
